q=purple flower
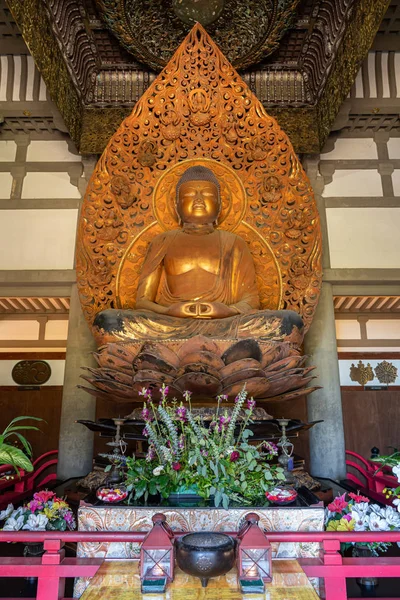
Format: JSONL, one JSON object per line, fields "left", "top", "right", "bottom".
{"left": 178, "top": 435, "right": 185, "bottom": 450}
{"left": 176, "top": 405, "right": 187, "bottom": 422}
{"left": 172, "top": 462, "right": 181, "bottom": 471}
{"left": 342, "top": 513, "right": 353, "bottom": 522}
{"left": 230, "top": 451, "right": 240, "bottom": 462}
{"left": 218, "top": 415, "right": 231, "bottom": 431}
{"left": 138, "top": 387, "right": 152, "bottom": 402}
{"left": 247, "top": 398, "right": 256, "bottom": 410}
{"left": 201, "top": 449, "right": 209, "bottom": 458}
{"left": 141, "top": 406, "right": 152, "bottom": 422}
{"left": 142, "top": 426, "right": 149, "bottom": 437}
{"left": 262, "top": 441, "right": 278, "bottom": 456}
{"left": 146, "top": 445, "right": 156, "bottom": 461}
{"left": 64, "top": 511, "right": 74, "bottom": 524}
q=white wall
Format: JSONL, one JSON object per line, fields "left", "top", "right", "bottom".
{"left": 0, "top": 209, "right": 78, "bottom": 269}
{"left": 327, "top": 208, "right": 400, "bottom": 268}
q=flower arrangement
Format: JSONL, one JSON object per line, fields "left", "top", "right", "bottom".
{"left": 0, "top": 491, "right": 76, "bottom": 531}
{"left": 325, "top": 492, "right": 400, "bottom": 555}
{"left": 124, "top": 385, "right": 285, "bottom": 508}
{"left": 370, "top": 450, "right": 400, "bottom": 508}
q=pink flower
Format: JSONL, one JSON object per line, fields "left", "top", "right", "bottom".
{"left": 146, "top": 446, "right": 156, "bottom": 462}
{"left": 201, "top": 450, "right": 209, "bottom": 457}
{"left": 142, "top": 426, "right": 149, "bottom": 437}
{"left": 138, "top": 388, "right": 152, "bottom": 402}
{"left": 176, "top": 405, "right": 187, "bottom": 422}
{"left": 342, "top": 513, "right": 353, "bottom": 522}
{"left": 64, "top": 511, "right": 74, "bottom": 524}
{"left": 247, "top": 398, "right": 256, "bottom": 410}
{"left": 262, "top": 441, "right": 278, "bottom": 456}
{"left": 172, "top": 462, "right": 181, "bottom": 471}
{"left": 230, "top": 451, "right": 240, "bottom": 462}
{"left": 33, "top": 491, "right": 56, "bottom": 504}
{"left": 328, "top": 493, "right": 348, "bottom": 514}
{"left": 349, "top": 492, "right": 369, "bottom": 504}
{"left": 28, "top": 500, "right": 42, "bottom": 513}
{"left": 141, "top": 406, "right": 152, "bottom": 422}
{"left": 218, "top": 415, "right": 230, "bottom": 431}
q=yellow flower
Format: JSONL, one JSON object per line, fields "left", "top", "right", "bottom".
{"left": 326, "top": 520, "right": 339, "bottom": 531}
{"left": 44, "top": 507, "right": 57, "bottom": 520}
{"left": 337, "top": 518, "right": 355, "bottom": 531}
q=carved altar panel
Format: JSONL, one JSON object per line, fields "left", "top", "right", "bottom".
{"left": 76, "top": 24, "right": 322, "bottom": 336}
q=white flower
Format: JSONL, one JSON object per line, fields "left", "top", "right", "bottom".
{"left": 369, "top": 504, "right": 387, "bottom": 518}
{"left": 384, "top": 506, "right": 400, "bottom": 529}
{"left": 0, "top": 504, "right": 14, "bottom": 521}
{"left": 369, "top": 512, "right": 389, "bottom": 532}
{"left": 12, "top": 506, "right": 28, "bottom": 518}
{"left": 393, "top": 498, "right": 400, "bottom": 513}
{"left": 3, "top": 516, "right": 24, "bottom": 531}
{"left": 355, "top": 502, "right": 370, "bottom": 516}
{"left": 392, "top": 465, "right": 400, "bottom": 483}
{"left": 22, "top": 514, "right": 48, "bottom": 531}
{"left": 351, "top": 509, "right": 369, "bottom": 531}
{"left": 152, "top": 466, "right": 164, "bottom": 477}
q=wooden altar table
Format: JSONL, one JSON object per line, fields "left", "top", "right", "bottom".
{"left": 80, "top": 559, "right": 320, "bottom": 600}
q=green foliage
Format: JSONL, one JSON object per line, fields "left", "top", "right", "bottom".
{"left": 0, "top": 416, "right": 43, "bottom": 474}
{"left": 124, "top": 385, "right": 283, "bottom": 507}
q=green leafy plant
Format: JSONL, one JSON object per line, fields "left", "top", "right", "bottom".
{"left": 0, "top": 416, "right": 43, "bottom": 475}
{"left": 124, "top": 385, "right": 284, "bottom": 508}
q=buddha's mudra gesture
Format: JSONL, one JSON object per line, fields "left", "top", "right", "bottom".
{"left": 94, "top": 166, "right": 303, "bottom": 343}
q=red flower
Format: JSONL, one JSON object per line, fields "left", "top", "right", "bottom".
{"left": 33, "top": 490, "right": 56, "bottom": 503}
{"left": 327, "top": 493, "right": 348, "bottom": 514}
{"left": 172, "top": 462, "right": 181, "bottom": 471}
{"left": 230, "top": 451, "right": 240, "bottom": 462}
{"left": 349, "top": 492, "right": 369, "bottom": 504}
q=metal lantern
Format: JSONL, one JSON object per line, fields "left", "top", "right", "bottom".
{"left": 237, "top": 513, "right": 272, "bottom": 593}
{"left": 140, "top": 513, "right": 175, "bottom": 593}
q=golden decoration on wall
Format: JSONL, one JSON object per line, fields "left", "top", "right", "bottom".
{"left": 349, "top": 361, "right": 374, "bottom": 387}
{"left": 374, "top": 361, "right": 398, "bottom": 386}
{"left": 76, "top": 24, "right": 322, "bottom": 337}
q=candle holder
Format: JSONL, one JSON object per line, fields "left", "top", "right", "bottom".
{"left": 140, "top": 514, "right": 174, "bottom": 594}
{"left": 237, "top": 513, "right": 272, "bottom": 593}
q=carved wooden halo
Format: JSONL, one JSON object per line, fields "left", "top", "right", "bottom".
{"left": 152, "top": 158, "right": 247, "bottom": 232}
{"left": 117, "top": 160, "right": 282, "bottom": 310}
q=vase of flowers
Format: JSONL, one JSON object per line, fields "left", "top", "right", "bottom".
{"left": 325, "top": 491, "right": 400, "bottom": 589}
{"left": 124, "top": 385, "right": 284, "bottom": 508}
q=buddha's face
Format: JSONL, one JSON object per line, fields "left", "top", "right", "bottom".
{"left": 177, "top": 180, "right": 220, "bottom": 225}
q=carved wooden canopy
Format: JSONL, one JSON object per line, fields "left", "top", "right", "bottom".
{"left": 76, "top": 24, "right": 322, "bottom": 335}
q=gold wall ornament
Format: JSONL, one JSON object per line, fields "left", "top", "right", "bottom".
{"left": 349, "top": 361, "right": 374, "bottom": 387}
{"left": 76, "top": 24, "right": 322, "bottom": 336}
{"left": 375, "top": 361, "right": 398, "bottom": 386}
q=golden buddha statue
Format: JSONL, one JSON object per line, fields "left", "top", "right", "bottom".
{"left": 94, "top": 166, "right": 303, "bottom": 345}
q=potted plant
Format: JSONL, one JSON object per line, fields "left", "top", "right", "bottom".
{"left": 124, "top": 385, "right": 285, "bottom": 508}
{"left": 0, "top": 416, "right": 43, "bottom": 477}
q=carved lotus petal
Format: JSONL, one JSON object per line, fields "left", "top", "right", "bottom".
{"left": 94, "top": 352, "right": 133, "bottom": 373}
{"left": 177, "top": 336, "right": 223, "bottom": 358}
{"left": 179, "top": 350, "right": 225, "bottom": 370}
{"left": 133, "top": 352, "right": 178, "bottom": 375}
{"left": 222, "top": 377, "right": 271, "bottom": 398}
{"left": 140, "top": 343, "right": 180, "bottom": 369}
{"left": 222, "top": 367, "right": 265, "bottom": 388}
{"left": 175, "top": 363, "right": 221, "bottom": 381}
{"left": 219, "top": 358, "right": 261, "bottom": 379}
{"left": 222, "top": 339, "right": 262, "bottom": 365}
{"left": 174, "top": 372, "right": 222, "bottom": 396}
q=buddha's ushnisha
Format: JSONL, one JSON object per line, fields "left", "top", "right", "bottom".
{"left": 94, "top": 166, "right": 303, "bottom": 341}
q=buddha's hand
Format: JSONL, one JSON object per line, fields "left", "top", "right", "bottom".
{"left": 196, "top": 302, "right": 238, "bottom": 319}
{"left": 166, "top": 302, "right": 199, "bottom": 318}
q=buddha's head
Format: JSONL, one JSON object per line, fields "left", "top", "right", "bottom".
{"left": 176, "top": 166, "right": 221, "bottom": 226}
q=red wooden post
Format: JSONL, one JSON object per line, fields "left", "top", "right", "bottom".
{"left": 323, "top": 538, "right": 347, "bottom": 600}
{"left": 36, "top": 539, "right": 65, "bottom": 600}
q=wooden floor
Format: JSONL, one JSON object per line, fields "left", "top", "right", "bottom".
{"left": 80, "top": 559, "right": 319, "bottom": 599}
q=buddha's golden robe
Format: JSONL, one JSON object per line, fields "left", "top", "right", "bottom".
{"left": 94, "top": 229, "right": 304, "bottom": 343}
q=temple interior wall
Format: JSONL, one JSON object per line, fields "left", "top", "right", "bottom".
{"left": 0, "top": 47, "right": 399, "bottom": 464}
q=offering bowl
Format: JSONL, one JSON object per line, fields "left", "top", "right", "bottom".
{"left": 175, "top": 532, "right": 236, "bottom": 587}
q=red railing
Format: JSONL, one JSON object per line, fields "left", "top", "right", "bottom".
{"left": 0, "top": 530, "right": 400, "bottom": 600}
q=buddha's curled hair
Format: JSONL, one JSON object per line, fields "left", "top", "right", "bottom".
{"left": 176, "top": 165, "right": 221, "bottom": 206}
